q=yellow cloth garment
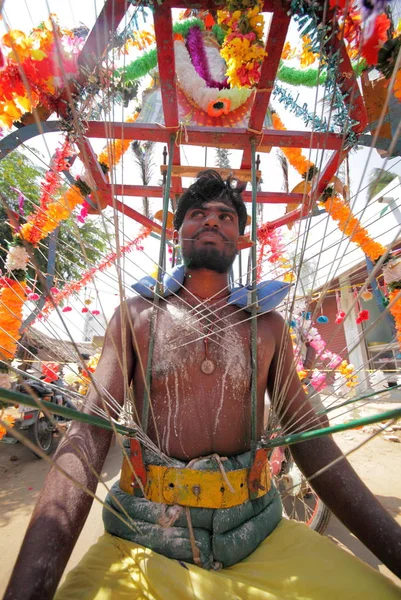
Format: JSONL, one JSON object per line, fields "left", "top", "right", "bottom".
{"left": 56, "top": 518, "right": 401, "bottom": 600}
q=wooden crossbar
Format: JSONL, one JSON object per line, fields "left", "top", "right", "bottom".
{"left": 160, "top": 165, "right": 261, "bottom": 182}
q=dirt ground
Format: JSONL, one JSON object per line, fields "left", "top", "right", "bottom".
{"left": 1, "top": 419, "right": 401, "bottom": 594}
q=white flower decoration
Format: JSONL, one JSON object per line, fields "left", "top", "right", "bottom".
{"left": 5, "top": 245, "right": 29, "bottom": 272}
{"left": 174, "top": 41, "right": 252, "bottom": 113}
{"left": 0, "top": 373, "right": 11, "bottom": 389}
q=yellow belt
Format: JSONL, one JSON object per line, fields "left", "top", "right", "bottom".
{"left": 120, "top": 457, "right": 271, "bottom": 509}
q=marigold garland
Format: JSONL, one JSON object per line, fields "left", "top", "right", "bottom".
{"left": 271, "top": 112, "right": 314, "bottom": 177}
{"left": 320, "top": 192, "right": 386, "bottom": 261}
{"left": 98, "top": 111, "right": 139, "bottom": 170}
{"left": 0, "top": 278, "right": 27, "bottom": 360}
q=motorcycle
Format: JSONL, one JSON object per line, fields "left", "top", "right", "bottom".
{"left": 8, "top": 379, "right": 73, "bottom": 457}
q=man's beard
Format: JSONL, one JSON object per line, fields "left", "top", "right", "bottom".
{"left": 183, "top": 243, "right": 237, "bottom": 273}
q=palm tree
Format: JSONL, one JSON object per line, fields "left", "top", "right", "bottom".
{"left": 215, "top": 147, "right": 232, "bottom": 170}
{"left": 367, "top": 168, "right": 399, "bottom": 202}
{"left": 131, "top": 141, "right": 156, "bottom": 218}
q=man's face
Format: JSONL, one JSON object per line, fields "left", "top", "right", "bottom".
{"left": 179, "top": 201, "right": 239, "bottom": 273}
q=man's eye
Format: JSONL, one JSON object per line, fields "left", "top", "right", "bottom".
{"left": 220, "top": 214, "right": 233, "bottom": 221}
{"left": 191, "top": 210, "right": 204, "bottom": 218}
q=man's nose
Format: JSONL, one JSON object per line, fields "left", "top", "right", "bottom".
{"left": 202, "top": 212, "right": 220, "bottom": 227}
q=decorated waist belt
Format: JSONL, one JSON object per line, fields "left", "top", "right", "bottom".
{"left": 103, "top": 439, "right": 283, "bottom": 570}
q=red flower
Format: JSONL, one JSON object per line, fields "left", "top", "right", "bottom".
{"left": 361, "top": 14, "right": 390, "bottom": 66}
{"left": 81, "top": 307, "right": 89, "bottom": 313}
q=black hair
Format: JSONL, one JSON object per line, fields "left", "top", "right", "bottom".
{"left": 173, "top": 169, "right": 248, "bottom": 235}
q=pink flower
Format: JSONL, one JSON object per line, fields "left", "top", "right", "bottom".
{"left": 81, "top": 307, "right": 89, "bottom": 313}
{"left": 62, "top": 306, "right": 72, "bottom": 313}
{"left": 92, "top": 310, "right": 100, "bottom": 316}
{"left": 311, "top": 372, "right": 327, "bottom": 391}
{"left": 28, "top": 292, "right": 40, "bottom": 301}
{"left": 50, "top": 287, "right": 60, "bottom": 295}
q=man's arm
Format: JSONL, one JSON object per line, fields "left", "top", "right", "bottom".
{"left": 267, "top": 312, "right": 401, "bottom": 578}
{"left": 5, "top": 305, "right": 135, "bottom": 600}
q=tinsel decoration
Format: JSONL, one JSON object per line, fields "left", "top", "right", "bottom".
{"left": 277, "top": 60, "right": 366, "bottom": 88}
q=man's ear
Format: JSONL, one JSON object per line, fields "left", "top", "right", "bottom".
{"left": 236, "top": 235, "right": 254, "bottom": 250}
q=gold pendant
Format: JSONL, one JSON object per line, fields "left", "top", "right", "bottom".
{"left": 200, "top": 358, "right": 215, "bottom": 375}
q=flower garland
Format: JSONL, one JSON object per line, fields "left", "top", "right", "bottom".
{"left": 0, "top": 19, "right": 83, "bottom": 128}
{"left": 0, "top": 240, "right": 28, "bottom": 390}
{"left": 0, "top": 277, "right": 27, "bottom": 361}
{"left": 98, "top": 111, "right": 139, "bottom": 170}
{"left": 174, "top": 40, "right": 252, "bottom": 113}
{"left": 256, "top": 224, "right": 288, "bottom": 281}
{"left": 37, "top": 228, "right": 151, "bottom": 320}
{"left": 320, "top": 191, "right": 386, "bottom": 261}
{"left": 293, "top": 317, "right": 358, "bottom": 388}
{"left": 19, "top": 141, "right": 73, "bottom": 245}
{"left": 116, "top": 19, "right": 225, "bottom": 85}
{"left": 186, "top": 26, "right": 228, "bottom": 90}
{"left": 217, "top": 1, "right": 266, "bottom": 88}
{"left": 271, "top": 112, "right": 315, "bottom": 177}
{"left": 20, "top": 183, "right": 86, "bottom": 245}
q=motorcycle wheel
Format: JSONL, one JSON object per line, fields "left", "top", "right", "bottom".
{"left": 274, "top": 449, "right": 331, "bottom": 534}
{"left": 28, "top": 412, "right": 54, "bottom": 457}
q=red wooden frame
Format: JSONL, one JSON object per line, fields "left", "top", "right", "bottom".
{"left": 58, "top": 1, "right": 369, "bottom": 232}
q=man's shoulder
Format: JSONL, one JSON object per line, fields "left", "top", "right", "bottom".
{"left": 111, "top": 296, "right": 153, "bottom": 325}
{"left": 259, "top": 309, "right": 286, "bottom": 329}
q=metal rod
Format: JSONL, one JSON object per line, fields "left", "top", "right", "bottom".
{"left": 263, "top": 407, "right": 401, "bottom": 449}
{"left": 141, "top": 135, "right": 175, "bottom": 432}
{"left": 250, "top": 139, "right": 258, "bottom": 457}
{"left": 0, "top": 388, "right": 136, "bottom": 436}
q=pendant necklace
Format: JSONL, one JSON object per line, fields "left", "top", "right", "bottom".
{"left": 189, "top": 291, "right": 228, "bottom": 376}
{"left": 201, "top": 335, "right": 215, "bottom": 374}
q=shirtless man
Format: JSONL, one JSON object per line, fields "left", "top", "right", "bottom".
{"left": 5, "top": 170, "right": 401, "bottom": 599}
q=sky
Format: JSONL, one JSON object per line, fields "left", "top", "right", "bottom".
{"left": 2, "top": 0, "right": 401, "bottom": 342}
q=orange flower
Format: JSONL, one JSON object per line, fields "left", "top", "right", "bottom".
{"left": 0, "top": 279, "right": 27, "bottom": 360}
{"left": 281, "top": 42, "right": 295, "bottom": 60}
{"left": 0, "top": 414, "right": 15, "bottom": 441}
{"left": 300, "top": 36, "right": 317, "bottom": 68}
{"left": 207, "top": 98, "right": 231, "bottom": 117}
{"left": 361, "top": 13, "right": 391, "bottom": 66}
{"left": 271, "top": 112, "right": 314, "bottom": 176}
{"left": 98, "top": 112, "right": 139, "bottom": 169}
{"left": 321, "top": 194, "right": 386, "bottom": 260}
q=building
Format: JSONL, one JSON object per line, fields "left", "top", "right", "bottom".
{"left": 310, "top": 177, "right": 401, "bottom": 392}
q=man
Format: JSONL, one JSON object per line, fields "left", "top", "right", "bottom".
{"left": 6, "top": 170, "right": 401, "bottom": 599}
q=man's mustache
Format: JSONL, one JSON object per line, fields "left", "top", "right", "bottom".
{"left": 192, "top": 227, "right": 230, "bottom": 243}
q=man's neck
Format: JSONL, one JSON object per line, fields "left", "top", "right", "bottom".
{"left": 183, "top": 268, "right": 230, "bottom": 300}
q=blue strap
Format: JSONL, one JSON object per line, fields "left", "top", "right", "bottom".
{"left": 132, "top": 266, "right": 291, "bottom": 314}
